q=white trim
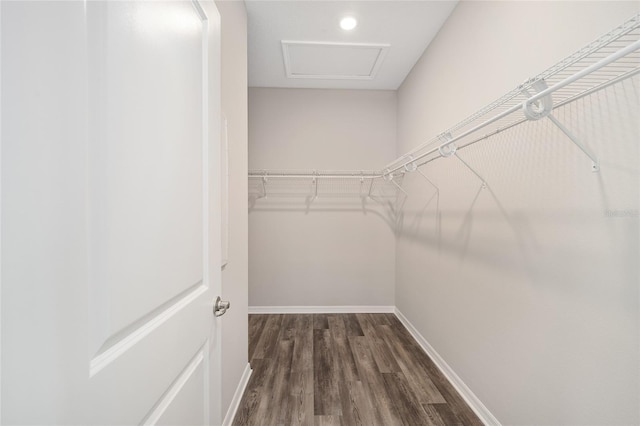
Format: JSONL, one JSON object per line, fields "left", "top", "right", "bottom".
{"left": 394, "top": 308, "right": 501, "bottom": 426}
{"left": 141, "top": 348, "right": 205, "bottom": 425}
{"left": 222, "top": 363, "right": 252, "bottom": 426}
{"left": 248, "top": 305, "right": 395, "bottom": 314}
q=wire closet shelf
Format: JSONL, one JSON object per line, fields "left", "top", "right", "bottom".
{"left": 249, "top": 14, "right": 640, "bottom": 198}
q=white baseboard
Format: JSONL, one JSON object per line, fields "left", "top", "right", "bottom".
{"left": 248, "top": 305, "right": 395, "bottom": 314}
{"left": 222, "top": 362, "right": 252, "bottom": 426}
{"left": 394, "top": 308, "right": 501, "bottom": 426}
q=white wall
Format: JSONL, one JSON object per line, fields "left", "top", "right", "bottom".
{"left": 248, "top": 88, "right": 397, "bottom": 307}
{"left": 396, "top": 2, "right": 639, "bottom": 425}
{"left": 216, "top": 0, "right": 249, "bottom": 417}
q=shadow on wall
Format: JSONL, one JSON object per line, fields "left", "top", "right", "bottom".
{"left": 396, "top": 182, "right": 544, "bottom": 279}
{"left": 248, "top": 176, "right": 407, "bottom": 230}
{"left": 395, "top": 78, "right": 639, "bottom": 285}
{"left": 248, "top": 196, "right": 400, "bottom": 231}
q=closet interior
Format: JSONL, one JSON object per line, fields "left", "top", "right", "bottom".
{"left": 246, "top": 6, "right": 639, "bottom": 426}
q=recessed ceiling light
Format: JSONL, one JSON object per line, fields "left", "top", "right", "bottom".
{"left": 340, "top": 16, "right": 358, "bottom": 31}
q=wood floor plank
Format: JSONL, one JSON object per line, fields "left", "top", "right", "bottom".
{"left": 381, "top": 371, "right": 437, "bottom": 426}
{"left": 232, "top": 358, "right": 268, "bottom": 426}
{"left": 337, "top": 380, "right": 362, "bottom": 426}
{"left": 430, "top": 403, "right": 464, "bottom": 426}
{"left": 251, "top": 314, "right": 283, "bottom": 360}
{"left": 368, "top": 332, "right": 401, "bottom": 374}
{"left": 313, "top": 329, "right": 342, "bottom": 416}
{"left": 333, "top": 336, "right": 360, "bottom": 383}
{"left": 248, "top": 315, "right": 267, "bottom": 362}
{"left": 354, "top": 313, "right": 375, "bottom": 336}
{"left": 328, "top": 316, "right": 359, "bottom": 383}
{"left": 264, "top": 340, "right": 295, "bottom": 425}
{"left": 238, "top": 314, "right": 483, "bottom": 426}
{"left": 429, "top": 381, "right": 484, "bottom": 426}
{"left": 343, "top": 314, "right": 364, "bottom": 336}
{"left": 379, "top": 313, "right": 395, "bottom": 326}
{"left": 422, "top": 403, "right": 448, "bottom": 426}
{"left": 248, "top": 340, "right": 290, "bottom": 425}
{"left": 379, "top": 324, "right": 446, "bottom": 404}
{"left": 288, "top": 314, "right": 314, "bottom": 426}
{"left": 386, "top": 318, "right": 484, "bottom": 426}
{"left": 349, "top": 336, "right": 403, "bottom": 426}
{"left": 287, "top": 387, "right": 315, "bottom": 426}
{"left": 314, "top": 415, "right": 342, "bottom": 426}
{"left": 289, "top": 369, "right": 314, "bottom": 402}
{"left": 327, "top": 315, "right": 347, "bottom": 338}
{"left": 280, "top": 314, "right": 297, "bottom": 341}
{"left": 313, "top": 314, "right": 329, "bottom": 330}
{"left": 408, "top": 346, "right": 482, "bottom": 425}
{"left": 338, "top": 380, "right": 379, "bottom": 426}
{"left": 291, "top": 315, "right": 313, "bottom": 373}
{"left": 354, "top": 314, "right": 401, "bottom": 374}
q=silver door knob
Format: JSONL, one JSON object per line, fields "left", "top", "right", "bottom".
{"left": 213, "top": 296, "right": 231, "bottom": 317}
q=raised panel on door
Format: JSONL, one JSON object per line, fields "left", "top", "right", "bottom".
{"left": 88, "top": 0, "right": 206, "bottom": 362}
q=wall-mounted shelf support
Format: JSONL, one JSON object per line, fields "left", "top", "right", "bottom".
{"left": 438, "top": 132, "right": 488, "bottom": 188}
{"left": 547, "top": 114, "right": 600, "bottom": 172}
{"left": 383, "top": 169, "right": 408, "bottom": 196}
{"left": 311, "top": 171, "right": 318, "bottom": 201}
{"left": 261, "top": 174, "right": 268, "bottom": 199}
{"left": 455, "top": 153, "right": 488, "bottom": 189}
{"left": 403, "top": 154, "right": 441, "bottom": 193}
{"left": 415, "top": 169, "right": 439, "bottom": 192}
{"left": 520, "top": 79, "right": 600, "bottom": 172}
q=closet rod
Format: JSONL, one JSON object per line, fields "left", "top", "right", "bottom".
{"left": 384, "top": 38, "right": 640, "bottom": 176}
{"left": 248, "top": 172, "right": 383, "bottom": 179}
{"left": 411, "top": 66, "right": 640, "bottom": 171}
{"left": 527, "top": 39, "right": 640, "bottom": 104}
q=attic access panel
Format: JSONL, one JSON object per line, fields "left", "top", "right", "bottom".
{"left": 281, "top": 41, "right": 389, "bottom": 80}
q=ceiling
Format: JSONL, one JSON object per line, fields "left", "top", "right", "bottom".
{"left": 246, "top": 1, "right": 458, "bottom": 90}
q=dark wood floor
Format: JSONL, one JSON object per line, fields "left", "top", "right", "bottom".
{"left": 233, "top": 313, "right": 483, "bottom": 426}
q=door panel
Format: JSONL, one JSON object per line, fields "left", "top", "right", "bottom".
{"left": 1, "top": 1, "right": 222, "bottom": 424}
{"left": 87, "top": 0, "right": 206, "bottom": 364}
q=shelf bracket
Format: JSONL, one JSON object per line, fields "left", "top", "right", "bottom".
{"left": 311, "top": 170, "right": 318, "bottom": 202}
{"left": 454, "top": 153, "right": 488, "bottom": 189}
{"left": 439, "top": 132, "right": 487, "bottom": 189}
{"left": 416, "top": 169, "right": 440, "bottom": 193}
{"left": 546, "top": 114, "right": 600, "bottom": 172}
{"left": 367, "top": 176, "right": 374, "bottom": 198}
{"left": 403, "top": 154, "right": 440, "bottom": 193}
{"left": 521, "top": 79, "right": 599, "bottom": 172}
{"left": 261, "top": 173, "right": 268, "bottom": 199}
{"left": 383, "top": 168, "right": 408, "bottom": 196}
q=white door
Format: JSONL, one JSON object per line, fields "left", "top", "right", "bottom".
{"left": 1, "top": 0, "right": 223, "bottom": 424}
